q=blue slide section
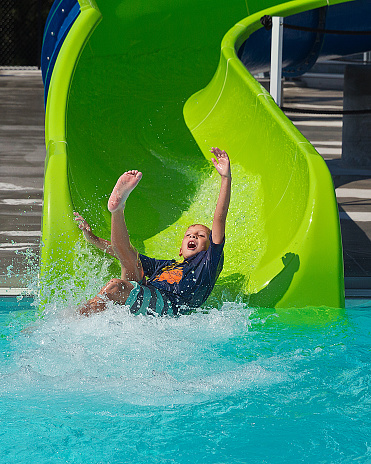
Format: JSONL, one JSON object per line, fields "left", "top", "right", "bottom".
{"left": 41, "top": 0, "right": 80, "bottom": 106}
{"left": 239, "top": 0, "right": 371, "bottom": 77}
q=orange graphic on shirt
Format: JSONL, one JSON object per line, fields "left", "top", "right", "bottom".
{"left": 153, "top": 265, "right": 184, "bottom": 284}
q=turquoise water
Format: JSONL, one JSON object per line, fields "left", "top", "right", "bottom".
{"left": 1, "top": 295, "right": 370, "bottom": 463}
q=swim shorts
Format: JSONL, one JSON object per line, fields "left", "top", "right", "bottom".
{"left": 125, "top": 281, "right": 174, "bottom": 316}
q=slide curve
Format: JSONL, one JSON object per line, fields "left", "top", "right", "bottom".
{"left": 42, "top": 0, "right": 365, "bottom": 309}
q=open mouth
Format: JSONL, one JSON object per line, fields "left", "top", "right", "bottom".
{"left": 187, "top": 240, "right": 197, "bottom": 250}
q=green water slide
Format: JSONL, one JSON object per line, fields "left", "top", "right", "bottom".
{"left": 42, "top": 0, "right": 347, "bottom": 309}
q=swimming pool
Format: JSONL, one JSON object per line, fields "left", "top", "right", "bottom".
{"left": 1, "top": 295, "right": 370, "bottom": 463}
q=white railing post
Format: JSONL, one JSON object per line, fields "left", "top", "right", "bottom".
{"left": 270, "top": 16, "right": 284, "bottom": 106}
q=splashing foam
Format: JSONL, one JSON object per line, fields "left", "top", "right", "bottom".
{"left": 6, "top": 250, "right": 286, "bottom": 405}
{"left": 3, "top": 291, "right": 288, "bottom": 406}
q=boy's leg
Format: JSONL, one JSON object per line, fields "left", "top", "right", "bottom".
{"left": 111, "top": 210, "right": 144, "bottom": 281}
{"left": 78, "top": 278, "right": 134, "bottom": 316}
{"left": 77, "top": 170, "right": 143, "bottom": 317}
{"left": 108, "top": 170, "right": 144, "bottom": 282}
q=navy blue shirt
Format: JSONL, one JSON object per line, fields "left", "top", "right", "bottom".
{"left": 139, "top": 233, "right": 224, "bottom": 310}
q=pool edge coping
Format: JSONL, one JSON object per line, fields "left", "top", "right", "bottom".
{"left": 0, "top": 288, "right": 33, "bottom": 296}
{"left": 1, "top": 287, "right": 371, "bottom": 299}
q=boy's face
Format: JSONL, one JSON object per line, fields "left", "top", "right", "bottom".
{"left": 179, "top": 225, "right": 210, "bottom": 259}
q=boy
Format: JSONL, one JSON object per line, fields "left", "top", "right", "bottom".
{"left": 74, "top": 147, "right": 231, "bottom": 316}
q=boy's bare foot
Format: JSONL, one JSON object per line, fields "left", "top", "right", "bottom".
{"left": 108, "top": 170, "right": 142, "bottom": 212}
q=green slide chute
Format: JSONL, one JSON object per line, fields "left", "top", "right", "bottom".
{"left": 42, "top": 0, "right": 347, "bottom": 309}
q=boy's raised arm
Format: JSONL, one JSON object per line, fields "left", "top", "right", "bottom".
{"left": 210, "top": 148, "right": 232, "bottom": 244}
{"left": 73, "top": 212, "right": 117, "bottom": 258}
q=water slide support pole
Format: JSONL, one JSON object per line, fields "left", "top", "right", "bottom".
{"left": 270, "top": 16, "right": 283, "bottom": 106}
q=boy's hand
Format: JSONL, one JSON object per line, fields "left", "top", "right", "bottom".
{"left": 210, "top": 147, "right": 231, "bottom": 179}
{"left": 73, "top": 211, "right": 116, "bottom": 256}
{"left": 73, "top": 212, "right": 94, "bottom": 240}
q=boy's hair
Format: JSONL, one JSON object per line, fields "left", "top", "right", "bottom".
{"left": 187, "top": 224, "right": 211, "bottom": 236}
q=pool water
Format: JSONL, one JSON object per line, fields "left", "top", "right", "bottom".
{"left": 1, "top": 295, "right": 370, "bottom": 463}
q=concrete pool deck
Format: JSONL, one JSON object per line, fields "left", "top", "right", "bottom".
{"left": 1, "top": 69, "right": 371, "bottom": 297}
